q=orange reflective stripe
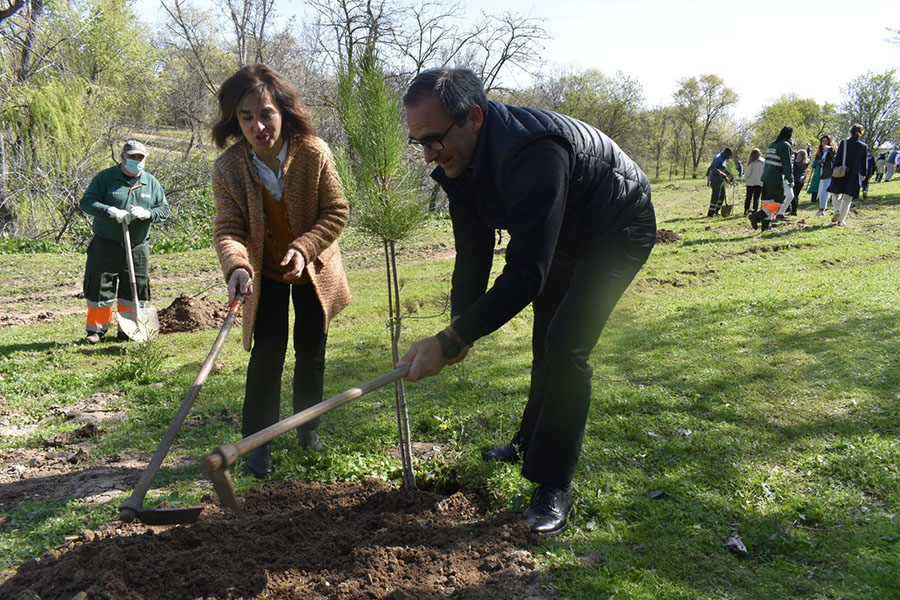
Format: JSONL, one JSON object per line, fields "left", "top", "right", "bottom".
{"left": 86, "top": 306, "right": 113, "bottom": 327}
{"left": 761, "top": 201, "right": 781, "bottom": 216}
{"left": 117, "top": 305, "right": 133, "bottom": 313}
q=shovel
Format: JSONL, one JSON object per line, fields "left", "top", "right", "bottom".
{"left": 116, "top": 221, "right": 159, "bottom": 342}
{"left": 119, "top": 295, "right": 243, "bottom": 525}
{"left": 720, "top": 179, "right": 734, "bottom": 217}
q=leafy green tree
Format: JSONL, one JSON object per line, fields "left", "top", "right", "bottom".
{"left": 334, "top": 47, "right": 428, "bottom": 488}
{"left": 672, "top": 74, "right": 738, "bottom": 175}
{"left": 840, "top": 69, "right": 900, "bottom": 150}
{"left": 0, "top": 0, "right": 161, "bottom": 240}
{"left": 751, "top": 94, "right": 839, "bottom": 151}
{"left": 641, "top": 105, "right": 673, "bottom": 180}
{"left": 556, "top": 69, "right": 645, "bottom": 152}
{"left": 49, "top": 0, "right": 162, "bottom": 125}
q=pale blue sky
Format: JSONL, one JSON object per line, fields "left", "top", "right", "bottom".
{"left": 138, "top": 0, "right": 899, "bottom": 120}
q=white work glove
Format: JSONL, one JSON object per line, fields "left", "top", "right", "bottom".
{"left": 782, "top": 180, "right": 795, "bottom": 203}
{"left": 227, "top": 268, "right": 252, "bottom": 304}
{"left": 106, "top": 206, "right": 132, "bottom": 223}
{"left": 130, "top": 205, "right": 151, "bottom": 220}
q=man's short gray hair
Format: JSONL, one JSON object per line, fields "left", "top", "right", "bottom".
{"left": 403, "top": 68, "right": 489, "bottom": 125}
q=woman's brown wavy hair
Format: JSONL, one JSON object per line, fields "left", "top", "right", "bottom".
{"left": 211, "top": 63, "right": 316, "bottom": 149}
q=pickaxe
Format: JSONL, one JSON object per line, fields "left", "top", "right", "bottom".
{"left": 201, "top": 364, "right": 411, "bottom": 516}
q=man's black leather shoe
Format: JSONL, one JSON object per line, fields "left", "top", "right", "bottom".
{"left": 524, "top": 485, "right": 571, "bottom": 536}
{"left": 247, "top": 444, "right": 273, "bottom": 479}
{"left": 482, "top": 443, "right": 519, "bottom": 463}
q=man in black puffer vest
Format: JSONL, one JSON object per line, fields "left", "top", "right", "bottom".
{"left": 398, "top": 68, "right": 656, "bottom": 535}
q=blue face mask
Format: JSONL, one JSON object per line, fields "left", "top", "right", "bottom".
{"left": 124, "top": 158, "right": 145, "bottom": 175}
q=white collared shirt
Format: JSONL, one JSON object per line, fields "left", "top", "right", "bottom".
{"left": 250, "top": 142, "right": 288, "bottom": 201}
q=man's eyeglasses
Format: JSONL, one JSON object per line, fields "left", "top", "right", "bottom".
{"left": 408, "top": 122, "right": 456, "bottom": 152}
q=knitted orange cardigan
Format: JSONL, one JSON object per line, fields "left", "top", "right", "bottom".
{"left": 212, "top": 135, "right": 352, "bottom": 351}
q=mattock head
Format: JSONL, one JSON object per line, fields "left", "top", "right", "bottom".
{"left": 202, "top": 450, "right": 243, "bottom": 517}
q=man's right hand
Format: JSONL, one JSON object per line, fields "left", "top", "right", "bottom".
{"left": 227, "top": 268, "right": 252, "bottom": 304}
{"left": 107, "top": 207, "right": 132, "bottom": 223}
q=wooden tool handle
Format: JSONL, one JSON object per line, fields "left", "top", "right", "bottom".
{"left": 121, "top": 222, "right": 142, "bottom": 324}
{"left": 204, "top": 364, "right": 410, "bottom": 472}
{"left": 120, "top": 296, "right": 243, "bottom": 521}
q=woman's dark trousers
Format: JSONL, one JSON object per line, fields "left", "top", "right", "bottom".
{"left": 242, "top": 276, "right": 327, "bottom": 437}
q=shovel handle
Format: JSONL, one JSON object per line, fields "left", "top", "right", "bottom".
{"left": 120, "top": 295, "right": 244, "bottom": 521}
{"left": 121, "top": 222, "right": 142, "bottom": 325}
{"left": 203, "top": 364, "right": 411, "bottom": 473}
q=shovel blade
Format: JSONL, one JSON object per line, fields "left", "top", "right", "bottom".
{"left": 117, "top": 306, "right": 159, "bottom": 342}
{"left": 133, "top": 506, "right": 203, "bottom": 525}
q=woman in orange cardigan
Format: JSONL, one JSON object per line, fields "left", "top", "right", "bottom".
{"left": 211, "top": 64, "right": 352, "bottom": 478}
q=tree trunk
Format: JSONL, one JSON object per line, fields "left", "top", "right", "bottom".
{"left": 384, "top": 241, "right": 416, "bottom": 489}
{"left": 17, "top": 0, "right": 44, "bottom": 82}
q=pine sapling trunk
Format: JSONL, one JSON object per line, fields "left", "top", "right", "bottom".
{"left": 385, "top": 240, "right": 416, "bottom": 488}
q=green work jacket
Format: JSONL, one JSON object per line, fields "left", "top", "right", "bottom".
{"left": 79, "top": 164, "right": 169, "bottom": 245}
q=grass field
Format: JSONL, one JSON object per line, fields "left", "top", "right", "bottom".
{"left": 1, "top": 176, "right": 898, "bottom": 598}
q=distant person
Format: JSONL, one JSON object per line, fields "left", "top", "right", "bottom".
{"left": 827, "top": 123, "right": 868, "bottom": 226}
{"left": 807, "top": 149, "right": 822, "bottom": 206}
{"left": 874, "top": 153, "right": 885, "bottom": 183}
{"left": 815, "top": 135, "right": 838, "bottom": 218}
{"left": 749, "top": 126, "right": 793, "bottom": 231}
{"left": 79, "top": 140, "right": 169, "bottom": 344}
{"left": 742, "top": 148, "right": 765, "bottom": 215}
{"left": 790, "top": 149, "right": 809, "bottom": 215}
{"left": 211, "top": 64, "right": 352, "bottom": 478}
{"left": 706, "top": 147, "right": 733, "bottom": 217}
{"left": 885, "top": 148, "right": 898, "bottom": 182}
{"left": 862, "top": 154, "right": 876, "bottom": 199}
{"left": 398, "top": 68, "right": 656, "bottom": 535}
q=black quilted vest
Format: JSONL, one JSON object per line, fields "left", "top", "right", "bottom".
{"left": 433, "top": 101, "right": 652, "bottom": 248}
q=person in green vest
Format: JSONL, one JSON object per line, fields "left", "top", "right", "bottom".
{"left": 749, "top": 126, "right": 793, "bottom": 231}
{"left": 79, "top": 140, "right": 169, "bottom": 343}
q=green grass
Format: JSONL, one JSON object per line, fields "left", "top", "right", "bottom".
{"left": 1, "top": 180, "right": 899, "bottom": 598}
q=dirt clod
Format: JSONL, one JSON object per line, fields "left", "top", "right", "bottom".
{"left": 157, "top": 294, "right": 240, "bottom": 334}
{"left": 657, "top": 229, "right": 682, "bottom": 243}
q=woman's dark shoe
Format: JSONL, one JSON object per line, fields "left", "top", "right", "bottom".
{"left": 298, "top": 429, "right": 323, "bottom": 451}
{"left": 482, "top": 443, "right": 520, "bottom": 463}
{"left": 247, "top": 444, "right": 273, "bottom": 479}
{"left": 524, "top": 485, "right": 571, "bottom": 536}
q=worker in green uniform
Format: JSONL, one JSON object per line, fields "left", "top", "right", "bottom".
{"left": 79, "top": 140, "right": 169, "bottom": 343}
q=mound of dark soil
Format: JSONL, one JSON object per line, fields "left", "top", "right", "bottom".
{"left": 157, "top": 294, "right": 240, "bottom": 335}
{"left": 1, "top": 479, "right": 553, "bottom": 600}
{"left": 656, "top": 229, "right": 682, "bottom": 244}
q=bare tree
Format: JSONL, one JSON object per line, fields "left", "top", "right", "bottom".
{"left": 460, "top": 11, "right": 549, "bottom": 93}
{"left": 644, "top": 106, "right": 672, "bottom": 180}
{"left": 161, "top": 0, "right": 234, "bottom": 95}
{"left": 304, "top": 0, "right": 549, "bottom": 94}
{"left": 0, "top": 0, "right": 26, "bottom": 24}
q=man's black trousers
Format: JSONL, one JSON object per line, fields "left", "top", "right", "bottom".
{"left": 515, "top": 207, "right": 655, "bottom": 490}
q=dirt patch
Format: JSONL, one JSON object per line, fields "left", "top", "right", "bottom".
{"left": 0, "top": 448, "right": 149, "bottom": 511}
{"left": 1, "top": 478, "right": 554, "bottom": 600}
{"left": 157, "top": 294, "right": 240, "bottom": 334}
{"left": 656, "top": 229, "right": 682, "bottom": 244}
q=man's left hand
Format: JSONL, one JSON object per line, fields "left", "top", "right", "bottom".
{"left": 398, "top": 337, "right": 449, "bottom": 382}
{"left": 130, "top": 206, "right": 151, "bottom": 220}
{"left": 280, "top": 249, "right": 306, "bottom": 282}
{"left": 398, "top": 332, "right": 469, "bottom": 382}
